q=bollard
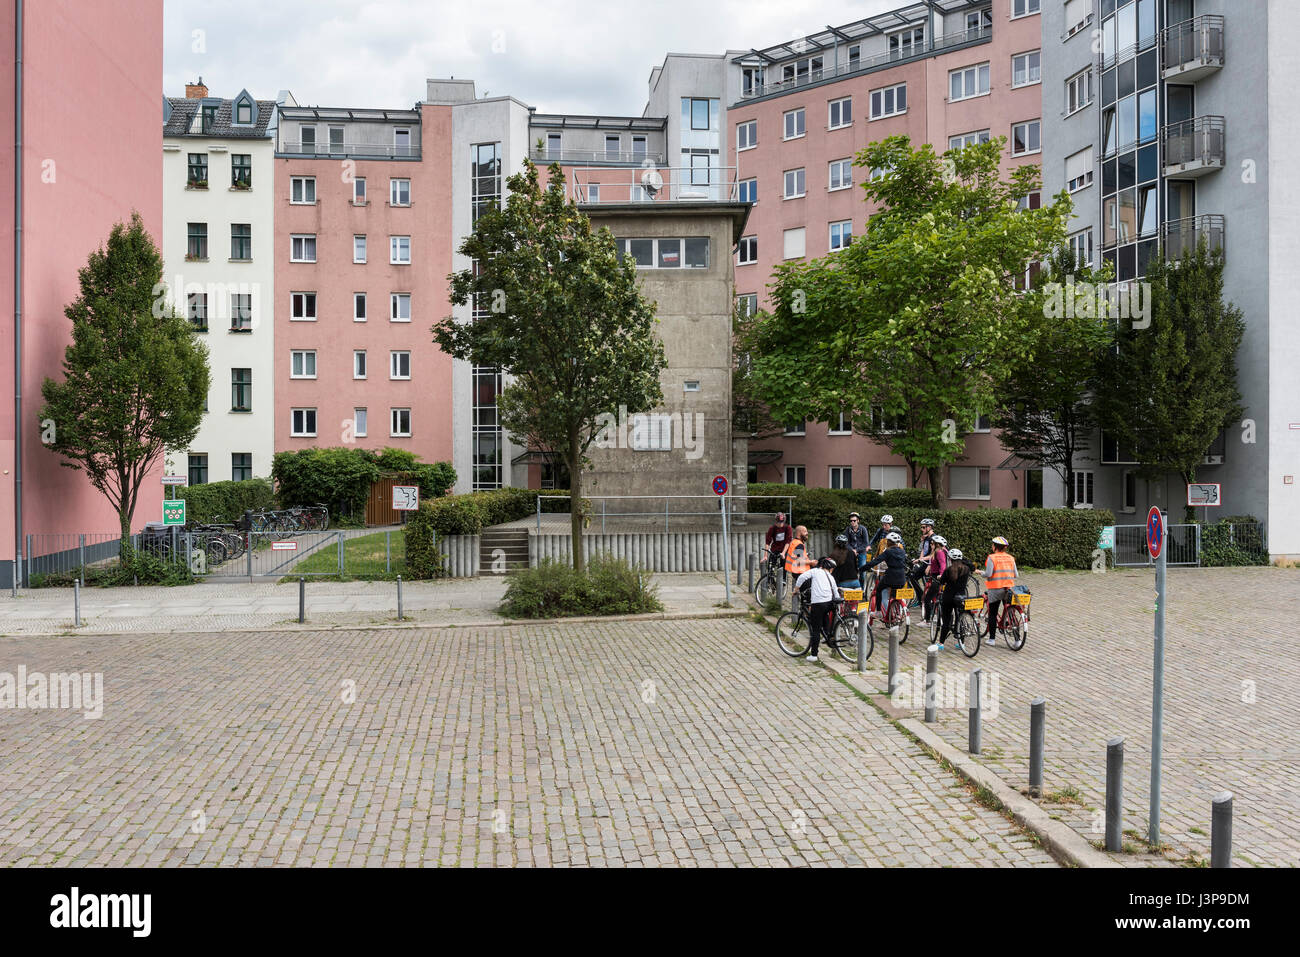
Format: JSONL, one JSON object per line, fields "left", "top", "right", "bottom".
{"left": 747, "top": 553, "right": 754, "bottom": 595}
{"left": 74, "top": 577, "right": 81, "bottom": 628}
{"left": 1106, "top": 737, "right": 1124, "bottom": 852}
{"left": 397, "top": 575, "right": 404, "bottom": 621}
{"left": 1211, "top": 791, "right": 1233, "bottom": 868}
{"left": 1028, "top": 697, "right": 1046, "bottom": 797}
{"left": 888, "top": 626, "right": 899, "bottom": 697}
{"left": 924, "top": 645, "right": 938, "bottom": 722}
{"left": 386, "top": 532, "right": 392, "bottom": 575}
{"left": 968, "top": 668, "right": 982, "bottom": 754}
{"left": 298, "top": 576, "right": 305, "bottom": 623}
{"left": 856, "top": 609, "right": 867, "bottom": 674}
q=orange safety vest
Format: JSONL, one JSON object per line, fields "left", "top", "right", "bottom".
{"left": 987, "top": 552, "right": 1017, "bottom": 590}
{"left": 783, "top": 539, "right": 813, "bottom": 574}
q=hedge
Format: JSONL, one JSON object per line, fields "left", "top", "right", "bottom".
{"left": 1201, "top": 516, "right": 1268, "bottom": 567}
{"left": 270, "top": 447, "right": 456, "bottom": 522}
{"left": 422, "top": 488, "right": 576, "bottom": 537}
{"left": 403, "top": 503, "right": 445, "bottom": 579}
{"left": 882, "top": 487, "right": 936, "bottom": 508}
{"left": 176, "top": 478, "right": 275, "bottom": 525}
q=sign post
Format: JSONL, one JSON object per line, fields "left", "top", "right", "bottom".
{"left": 392, "top": 485, "right": 419, "bottom": 524}
{"left": 1146, "top": 505, "right": 1166, "bottom": 846}
{"left": 162, "top": 499, "right": 187, "bottom": 527}
{"left": 713, "top": 475, "right": 731, "bottom": 606}
{"left": 1187, "top": 482, "right": 1221, "bottom": 531}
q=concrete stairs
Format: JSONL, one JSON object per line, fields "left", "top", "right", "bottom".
{"left": 478, "top": 527, "right": 529, "bottom": 576}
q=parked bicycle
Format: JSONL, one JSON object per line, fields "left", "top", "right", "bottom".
{"left": 754, "top": 546, "right": 788, "bottom": 607}
{"left": 775, "top": 595, "right": 869, "bottom": 665}
{"left": 246, "top": 505, "right": 330, "bottom": 534}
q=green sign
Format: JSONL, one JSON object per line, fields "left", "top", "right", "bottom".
{"left": 163, "top": 499, "right": 187, "bottom": 526}
{"left": 1098, "top": 525, "right": 1115, "bottom": 550}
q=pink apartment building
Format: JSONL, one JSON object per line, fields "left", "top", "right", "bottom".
{"left": 729, "top": 0, "right": 1045, "bottom": 508}
{"left": 273, "top": 98, "right": 454, "bottom": 466}
{"left": 0, "top": 0, "right": 164, "bottom": 587}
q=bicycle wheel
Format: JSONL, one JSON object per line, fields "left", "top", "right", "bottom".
{"left": 755, "top": 571, "right": 778, "bottom": 607}
{"left": 775, "top": 612, "right": 811, "bottom": 657}
{"left": 1004, "top": 607, "right": 1026, "bottom": 651}
{"left": 892, "top": 601, "right": 910, "bottom": 645}
{"left": 203, "top": 537, "right": 227, "bottom": 568}
{"left": 955, "top": 612, "right": 980, "bottom": 658}
{"left": 317, "top": 507, "right": 331, "bottom": 531}
{"left": 834, "top": 617, "right": 869, "bottom": 664}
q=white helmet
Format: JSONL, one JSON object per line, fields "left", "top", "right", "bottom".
{"left": 932, "top": 535, "right": 947, "bottom": 547}
{"left": 886, "top": 531, "right": 903, "bottom": 543}
{"left": 949, "top": 548, "right": 964, "bottom": 560}
{"left": 921, "top": 517, "right": 936, "bottom": 527}
{"left": 881, "top": 514, "right": 894, "bottom": 524}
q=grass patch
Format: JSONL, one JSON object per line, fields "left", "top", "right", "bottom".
{"left": 284, "top": 530, "right": 406, "bottom": 581}
{"left": 1042, "top": 785, "right": 1086, "bottom": 806}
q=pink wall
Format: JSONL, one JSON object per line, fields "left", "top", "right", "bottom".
{"left": 274, "top": 104, "right": 454, "bottom": 464}
{"left": 0, "top": 0, "right": 165, "bottom": 553}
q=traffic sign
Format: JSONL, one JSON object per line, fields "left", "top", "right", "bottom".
{"left": 162, "top": 499, "right": 186, "bottom": 526}
{"left": 1145, "top": 506, "right": 1164, "bottom": 560}
{"left": 160, "top": 475, "right": 187, "bottom": 486}
{"left": 271, "top": 541, "right": 298, "bottom": 551}
{"left": 392, "top": 486, "right": 420, "bottom": 511}
{"left": 1098, "top": 526, "right": 1115, "bottom": 550}
{"left": 1187, "top": 483, "right": 1221, "bottom": 507}
{"left": 712, "top": 475, "right": 729, "bottom": 496}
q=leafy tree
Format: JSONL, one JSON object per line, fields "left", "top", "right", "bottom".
{"left": 745, "top": 136, "right": 1069, "bottom": 504}
{"left": 433, "top": 161, "right": 666, "bottom": 571}
{"left": 732, "top": 299, "right": 787, "bottom": 441}
{"left": 1094, "top": 240, "right": 1244, "bottom": 521}
{"left": 991, "top": 244, "right": 1115, "bottom": 507}
{"left": 38, "top": 212, "right": 209, "bottom": 552}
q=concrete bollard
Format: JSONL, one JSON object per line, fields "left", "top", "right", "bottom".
{"left": 968, "top": 668, "right": 982, "bottom": 754}
{"left": 74, "top": 577, "right": 81, "bottom": 628}
{"left": 856, "top": 609, "right": 867, "bottom": 674}
{"left": 1211, "top": 791, "right": 1233, "bottom": 868}
{"left": 924, "top": 645, "right": 938, "bottom": 722}
{"left": 397, "top": 574, "right": 404, "bottom": 621}
{"left": 1029, "top": 697, "right": 1046, "bottom": 797}
{"left": 1106, "top": 737, "right": 1124, "bottom": 852}
{"left": 747, "top": 553, "right": 754, "bottom": 595}
{"left": 888, "top": 626, "right": 899, "bottom": 697}
{"left": 298, "top": 577, "right": 305, "bottom": 624}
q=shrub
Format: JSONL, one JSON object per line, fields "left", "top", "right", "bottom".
{"left": 177, "top": 478, "right": 275, "bottom": 525}
{"left": 882, "top": 487, "right": 935, "bottom": 508}
{"left": 500, "top": 556, "right": 662, "bottom": 618}
{"left": 421, "top": 488, "right": 578, "bottom": 536}
{"left": 1201, "top": 516, "right": 1268, "bottom": 567}
{"left": 272, "top": 448, "right": 381, "bottom": 520}
{"left": 404, "top": 502, "right": 446, "bottom": 579}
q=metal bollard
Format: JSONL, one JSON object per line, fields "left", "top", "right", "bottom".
{"left": 397, "top": 575, "right": 404, "bottom": 621}
{"left": 386, "top": 532, "right": 392, "bottom": 575}
{"left": 856, "top": 609, "right": 867, "bottom": 673}
{"left": 1029, "top": 697, "right": 1046, "bottom": 797}
{"left": 74, "top": 578, "right": 81, "bottom": 628}
{"left": 1211, "top": 791, "right": 1233, "bottom": 868}
{"left": 1105, "top": 737, "right": 1124, "bottom": 852}
{"left": 747, "top": 553, "right": 754, "bottom": 595}
{"left": 298, "top": 577, "right": 305, "bottom": 623}
{"left": 888, "top": 626, "right": 899, "bottom": 697}
{"left": 924, "top": 644, "right": 938, "bottom": 722}
{"left": 969, "top": 668, "right": 982, "bottom": 754}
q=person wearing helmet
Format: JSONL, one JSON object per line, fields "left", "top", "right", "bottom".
{"left": 868, "top": 514, "right": 897, "bottom": 556}
{"left": 828, "top": 534, "right": 859, "bottom": 588}
{"left": 980, "top": 536, "right": 1019, "bottom": 645}
{"left": 765, "top": 512, "right": 793, "bottom": 571}
{"left": 908, "top": 518, "right": 938, "bottom": 607}
{"left": 844, "top": 512, "right": 870, "bottom": 575}
{"left": 795, "top": 556, "right": 843, "bottom": 662}
{"left": 864, "top": 530, "right": 909, "bottom": 620}
{"left": 936, "top": 547, "right": 976, "bottom": 649}
{"left": 921, "top": 534, "right": 950, "bottom": 624}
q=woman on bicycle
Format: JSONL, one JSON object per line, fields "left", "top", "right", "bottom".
{"left": 865, "top": 531, "right": 908, "bottom": 618}
{"left": 980, "top": 536, "right": 1019, "bottom": 645}
{"left": 795, "top": 556, "right": 843, "bottom": 662}
{"left": 828, "top": 534, "right": 859, "bottom": 588}
{"left": 921, "top": 535, "right": 949, "bottom": 623}
{"left": 935, "top": 547, "right": 975, "bottom": 650}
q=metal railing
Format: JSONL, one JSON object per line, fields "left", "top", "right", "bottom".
{"left": 1162, "top": 15, "right": 1225, "bottom": 76}
{"left": 1162, "top": 214, "right": 1225, "bottom": 259}
{"left": 533, "top": 494, "right": 788, "bottom": 534}
{"left": 277, "top": 141, "right": 420, "bottom": 160}
{"left": 1162, "top": 116, "right": 1226, "bottom": 174}
{"left": 1112, "top": 524, "right": 1201, "bottom": 567}
{"left": 531, "top": 148, "right": 666, "bottom": 166}
{"left": 569, "top": 165, "right": 739, "bottom": 204}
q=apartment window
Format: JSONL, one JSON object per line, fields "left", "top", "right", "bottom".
{"left": 390, "top": 178, "right": 410, "bottom": 206}
{"left": 949, "top": 466, "right": 991, "bottom": 500}
{"left": 1073, "top": 470, "right": 1095, "bottom": 507}
{"left": 847, "top": 44, "right": 861, "bottom": 69}
{"left": 1064, "top": 0, "right": 1093, "bottom": 38}
{"left": 390, "top": 351, "right": 411, "bottom": 380}
{"left": 187, "top": 153, "right": 208, "bottom": 186}
{"left": 354, "top": 292, "right": 367, "bottom": 322}
{"left": 291, "top": 408, "right": 317, "bottom": 437}
{"left": 231, "top": 368, "right": 252, "bottom": 411}
{"left": 234, "top": 97, "right": 253, "bottom": 125}
{"left": 546, "top": 132, "right": 561, "bottom": 158}
{"left": 353, "top": 177, "right": 367, "bottom": 204}
{"left": 231, "top": 453, "right": 252, "bottom": 482}
{"left": 393, "top": 128, "right": 411, "bottom": 158}
{"left": 738, "top": 235, "right": 757, "bottom": 266}
{"left": 688, "top": 98, "right": 711, "bottom": 131}
{"left": 323, "top": 127, "right": 342, "bottom": 155}
{"left": 1066, "top": 68, "right": 1094, "bottom": 115}
{"left": 950, "top": 63, "right": 991, "bottom": 101}
{"left": 782, "top": 227, "right": 805, "bottom": 260}
{"left": 1012, "top": 51, "right": 1041, "bottom": 88}
{"left": 784, "top": 420, "right": 806, "bottom": 436}
{"left": 829, "top": 220, "right": 853, "bottom": 251}
{"left": 888, "top": 25, "right": 924, "bottom": 60}
{"left": 736, "top": 294, "right": 758, "bottom": 317}
{"left": 291, "top": 350, "right": 317, "bottom": 379}
{"left": 390, "top": 236, "right": 411, "bottom": 264}
{"left": 829, "top": 467, "right": 852, "bottom": 490}
{"left": 353, "top": 350, "right": 367, "bottom": 379}
{"left": 683, "top": 380, "right": 701, "bottom": 394}
{"left": 870, "top": 83, "right": 907, "bottom": 119}
{"left": 299, "top": 126, "right": 316, "bottom": 152}
{"left": 828, "top": 97, "right": 852, "bottom": 130}
{"left": 966, "top": 9, "right": 992, "bottom": 34}
{"left": 783, "top": 109, "right": 805, "bottom": 140}
{"left": 783, "top": 168, "right": 806, "bottom": 199}
{"left": 1011, "top": 120, "right": 1041, "bottom": 156}
{"left": 186, "top": 222, "right": 207, "bottom": 260}
{"left": 391, "top": 293, "right": 411, "bottom": 322}
{"left": 631, "top": 135, "right": 647, "bottom": 159}
{"left": 1011, "top": 0, "right": 1040, "bottom": 18}
{"left": 780, "top": 56, "right": 823, "bottom": 85}
{"left": 871, "top": 407, "right": 904, "bottom": 433}
{"left": 1101, "top": 432, "right": 1139, "bottom": 465}
{"left": 353, "top": 409, "right": 368, "bottom": 438}
{"left": 353, "top": 235, "right": 367, "bottom": 263}
{"left": 390, "top": 408, "right": 412, "bottom": 437}
{"left": 970, "top": 413, "right": 992, "bottom": 433}
{"left": 738, "top": 178, "right": 757, "bottom": 204}
{"left": 1121, "top": 470, "right": 1137, "bottom": 512}
{"left": 231, "top": 154, "right": 251, "bottom": 188}
{"left": 230, "top": 224, "right": 251, "bottom": 260}
{"left": 1017, "top": 191, "right": 1042, "bottom": 212}
{"left": 949, "top": 130, "right": 991, "bottom": 151}
{"left": 291, "top": 234, "right": 316, "bottom": 262}
{"left": 1066, "top": 147, "right": 1094, "bottom": 192}
{"left": 604, "top": 134, "right": 621, "bottom": 159}
{"left": 829, "top": 412, "right": 851, "bottom": 435}
{"left": 230, "top": 294, "right": 252, "bottom": 331}
{"left": 584, "top": 184, "right": 599, "bottom": 203}
{"left": 829, "top": 158, "right": 853, "bottom": 191}
{"left": 1068, "top": 227, "right": 1094, "bottom": 267}
{"left": 291, "top": 291, "right": 316, "bottom": 321}
{"left": 870, "top": 465, "right": 908, "bottom": 492}
{"left": 187, "top": 292, "right": 208, "bottom": 331}
{"left": 290, "top": 176, "right": 316, "bottom": 204}
{"left": 188, "top": 454, "right": 208, "bottom": 486}
{"left": 737, "top": 120, "right": 757, "bottom": 151}
{"left": 784, "top": 466, "right": 806, "bottom": 486}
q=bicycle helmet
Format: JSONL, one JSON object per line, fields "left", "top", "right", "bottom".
{"left": 818, "top": 556, "right": 837, "bottom": 570}
{"left": 886, "top": 531, "right": 903, "bottom": 543}
{"left": 835, "top": 534, "right": 848, "bottom": 545}
{"left": 881, "top": 514, "right": 894, "bottom": 524}
{"left": 931, "top": 535, "right": 947, "bottom": 547}
{"left": 848, "top": 511, "right": 860, "bottom": 520}
{"left": 992, "top": 536, "right": 1009, "bottom": 546}
{"left": 920, "top": 517, "right": 935, "bottom": 527}
{"left": 949, "top": 548, "right": 964, "bottom": 560}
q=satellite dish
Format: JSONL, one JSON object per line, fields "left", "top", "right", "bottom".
{"left": 640, "top": 167, "right": 663, "bottom": 199}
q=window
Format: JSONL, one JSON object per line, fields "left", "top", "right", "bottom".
{"left": 1066, "top": 68, "right": 1093, "bottom": 115}
{"left": 1011, "top": 120, "right": 1041, "bottom": 156}
{"left": 688, "top": 98, "right": 710, "bottom": 131}
{"left": 604, "top": 134, "right": 621, "bottom": 159}
{"left": 780, "top": 55, "right": 823, "bottom": 86}
{"left": 290, "top": 291, "right": 316, "bottom": 321}
{"left": 783, "top": 168, "right": 806, "bottom": 199}
{"left": 187, "top": 153, "right": 207, "bottom": 187}
{"left": 353, "top": 177, "right": 367, "bottom": 204}
{"left": 631, "top": 135, "right": 647, "bottom": 159}
{"left": 1016, "top": 191, "right": 1042, "bottom": 212}
{"left": 390, "top": 293, "right": 411, "bottom": 322}
{"left": 617, "top": 237, "right": 709, "bottom": 269}
{"left": 290, "top": 176, "right": 316, "bottom": 204}
{"left": 683, "top": 237, "right": 709, "bottom": 269}
{"left": 870, "top": 83, "right": 907, "bottom": 119}
{"left": 970, "top": 413, "right": 991, "bottom": 433}
{"left": 291, "top": 408, "right": 317, "bottom": 437}
{"left": 736, "top": 294, "right": 758, "bottom": 317}
{"left": 232, "top": 453, "right": 252, "bottom": 482}
{"left": 1101, "top": 432, "right": 1139, "bottom": 464}
{"left": 738, "top": 178, "right": 757, "bottom": 204}
{"left": 783, "top": 109, "right": 805, "bottom": 140}
{"left": 390, "top": 408, "right": 412, "bottom": 437}
{"left": 782, "top": 228, "right": 805, "bottom": 260}
{"left": 870, "top": 466, "right": 908, "bottom": 492}
{"left": 829, "top": 467, "right": 852, "bottom": 490}
{"left": 186, "top": 222, "right": 207, "bottom": 260}
{"left": 188, "top": 454, "right": 208, "bottom": 486}
{"left": 888, "top": 25, "right": 925, "bottom": 60}
{"left": 394, "top": 128, "right": 411, "bottom": 157}
{"left": 828, "top": 97, "right": 852, "bottom": 129}
{"left": 291, "top": 234, "right": 316, "bottom": 262}
{"left": 234, "top": 98, "right": 253, "bottom": 125}
{"left": 585, "top": 184, "right": 599, "bottom": 203}
{"left": 949, "top": 130, "right": 991, "bottom": 151}
{"left": 871, "top": 407, "right": 904, "bottom": 433}
{"left": 829, "top": 221, "right": 853, "bottom": 251}
{"left": 230, "top": 294, "right": 252, "bottom": 331}
{"left": 299, "top": 126, "right": 316, "bottom": 152}
{"left": 784, "top": 466, "right": 806, "bottom": 486}
{"left": 291, "top": 350, "right": 317, "bottom": 379}
{"left": 737, "top": 120, "right": 757, "bottom": 150}
{"left": 230, "top": 224, "right": 251, "bottom": 260}
{"left": 231, "top": 154, "right": 251, "bottom": 188}
{"left": 231, "top": 369, "right": 252, "bottom": 411}
{"left": 390, "top": 236, "right": 411, "bottom": 265}
{"left": 187, "top": 292, "right": 208, "bottom": 331}
{"left": 738, "top": 236, "right": 757, "bottom": 265}
{"left": 329, "top": 127, "right": 344, "bottom": 154}
{"left": 784, "top": 420, "right": 806, "bottom": 436}
{"left": 353, "top": 350, "right": 367, "bottom": 379}
{"left": 353, "top": 409, "right": 368, "bottom": 438}
{"left": 390, "top": 178, "right": 410, "bottom": 206}
{"left": 966, "top": 9, "right": 992, "bottom": 35}
{"left": 829, "top": 412, "right": 851, "bottom": 435}
{"left": 390, "top": 351, "right": 411, "bottom": 380}
{"left": 1012, "top": 0, "right": 1040, "bottom": 18}
{"left": 1073, "top": 470, "right": 1095, "bottom": 507}
{"left": 354, "top": 292, "right": 367, "bottom": 322}
{"left": 546, "top": 132, "right": 561, "bottom": 158}
{"left": 949, "top": 63, "right": 991, "bottom": 101}
{"left": 1068, "top": 228, "right": 1094, "bottom": 267}
{"left": 1064, "top": 0, "right": 1093, "bottom": 38}
{"left": 742, "top": 66, "right": 764, "bottom": 96}
{"left": 1012, "top": 51, "right": 1041, "bottom": 88}
{"left": 949, "top": 466, "right": 991, "bottom": 500}
{"left": 1066, "top": 147, "right": 1094, "bottom": 192}
{"left": 684, "top": 380, "right": 701, "bottom": 393}
{"left": 829, "top": 158, "right": 853, "bottom": 191}
{"left": 1121, "top": 470, "right": 1137, "bottom": 512}
{"left": 353, "top": 235, "right": 367, "bottom": 264}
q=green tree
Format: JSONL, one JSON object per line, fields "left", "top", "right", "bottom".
{"left": 991, "top": 245, "right": 1115, "bottom": 507}
{"left": 433, "top": 161, "right": 666, "bottom": 571}
{"left": 745, "top": 136, "right": 1069, "bottom": 504}
{"left": 38, "top": 212, "right": 210, "bottom": 553}
{"left": 1094, "top": 240, "right": 1244, "bottom": 521}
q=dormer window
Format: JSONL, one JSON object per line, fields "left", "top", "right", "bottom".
{"left": 201, "top": 105, "right": 217, "bottom": 133}
{"left": 233, "top": 92, "right": 255, "bottom": 126}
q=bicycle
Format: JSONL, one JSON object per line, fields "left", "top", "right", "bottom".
{"left": 775, "top": 596, "right": 869, "bottom": 664}
{"left": 865, "top": 577, "right": 911, "bottom": 647}
{"left": 754, "top": 547, "right": 786, "bottom": 607}
{"left": 975, "top": 589, "right": 1030, "bottom": 651}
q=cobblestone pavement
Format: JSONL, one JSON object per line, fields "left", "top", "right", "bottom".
{"left": 872, "top": 566, "right": 1300, "bottom": 868}
{"left": 0, "top": 619, "right": 1055, "bottom": 867}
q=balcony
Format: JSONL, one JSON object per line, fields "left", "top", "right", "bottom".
{"left": 1161, "top": 214, "right": 1225, "bottom": 260}
{"left": 1162, "top": 15, "right": 1224, "bottom": 81}
{"left": 568, "top": 166, "right": 739, "bottom": 204}
{"left": 530, "top": 147, "right": 667, "bottom": 167}
{"left": 277, "top": 141, "right": 420, "bottom": 160}
{"left": 1162, "top": 116, "right": 1225, "bottom": 177}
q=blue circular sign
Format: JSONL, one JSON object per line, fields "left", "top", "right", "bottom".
{"left": 712, "top": 475, "right": 729, "bottom": 496}
{"left": 1146, "top": 506, "right": 1164, "bottom": 559}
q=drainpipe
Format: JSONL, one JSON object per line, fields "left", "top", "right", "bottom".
{"left": 12, "top": 0, "right": 22, "bottom": 592}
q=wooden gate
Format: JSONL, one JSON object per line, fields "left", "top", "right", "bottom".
{"left": 366, "top": 475, "right": 414, "bottom": 526}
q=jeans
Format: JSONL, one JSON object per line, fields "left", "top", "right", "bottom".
{"left": 937, "top": 595, "right": 960, "bottom": 644}
{"left": 807, "top": 601, "right": 834, "bottom": 655}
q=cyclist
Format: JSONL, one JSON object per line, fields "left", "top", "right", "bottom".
{"left": 828, "top": 534, "right": 860, "bottom": 588}
{"left": 921, "top": 535, "right": 949, "bottom": 623}
{"left": 980, "top": 536, "right": 1020, "bottom": 645}
{"left": 865, "top": 531, "right": 909, "bottom": 620}
{"left": 782, "top": 525, "right": 815, "bottom": 580}
{"left": 765, "top": 512, "right": 794, "bottom": 570}
{"left": 867, "top": 514, "right": 896, "bottom": 556}
{"left": 795, "top": 556, "right": 843, "bottom": 662}
{"left": 907, "top": 517, "right": 938, "bottom": 605}
{"left": 844, "top": 512, "right": 870, "bottom": 576}
{"left": 935, "top": 547, "right": 975, "bottom": 650}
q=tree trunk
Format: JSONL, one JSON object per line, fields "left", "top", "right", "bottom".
{"left": 119, "top": 507, "right": 133, "bottom": 563}
{"left": 926, "top": 466, "right": 943, "bottom": 510}
{"left": 568, "top": 427, "right": 584, "bottom": 574}
{"left": 1182, "top": 468, "right": 1196, "bottom": 524}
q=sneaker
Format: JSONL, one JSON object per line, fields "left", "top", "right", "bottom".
{"left": 935, "top": 643, "right": 945, "bottom": 650}
{"left": 805, "top": 654, "right": 819, "bottom": 662}
{"left": 985, "top": 636, "right": 997, "bottom": 645}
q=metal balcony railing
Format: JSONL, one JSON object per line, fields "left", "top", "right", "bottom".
{"left": 1162, "top": 116, "right": 1225, "bottom": 176}
{"left": 1162, "top": 15, "right": 1224, "bottom": 79}
{"left": 530, "top": 148, "right": 667, "bottom": 166}
{"left": 569, "top": 166, "right": 739, "bottom": 204}
{"left": 277, "top": 141, "right": 420, "bottom": 160}
{"left": 1161, "top": 214, "right": 1225, "bottom": 260}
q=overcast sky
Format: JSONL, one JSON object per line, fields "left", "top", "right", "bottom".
{"left": 163, "top": 0, "right": 904, "bottom": 114}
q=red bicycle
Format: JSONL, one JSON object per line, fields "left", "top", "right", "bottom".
{"left": 865, "top": 573, "right": 911, "bottom": 646}
{"left": 975, "top": 588, "right": 1030, "bottom": 651}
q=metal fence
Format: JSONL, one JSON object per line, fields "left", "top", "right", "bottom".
{"left": 533, "top": 494, "right": 793, "bottom": 534}
{"left": 1112, "top": 523, "right": 1201, "bottom": 567}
